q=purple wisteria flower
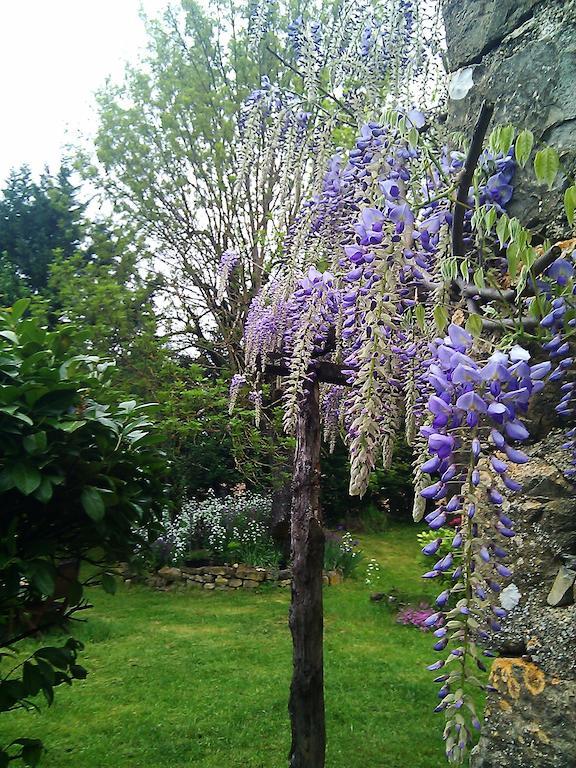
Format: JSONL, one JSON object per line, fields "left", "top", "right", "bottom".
{"left": 416, "top": 323, "right": 550, "bottom": 758}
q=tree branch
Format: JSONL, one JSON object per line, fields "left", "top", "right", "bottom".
{"left": 265, "top": 46, "right": 356, "bottom": 123}
{"left": 452, "top": 100, "right": 494, "bottom": 261}
{"left": 266, "top": 359, "right": 349, "bottom": 386}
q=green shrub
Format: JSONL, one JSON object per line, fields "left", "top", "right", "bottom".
{"left": 0, "top": 300, "right": 166, "bottom": 765}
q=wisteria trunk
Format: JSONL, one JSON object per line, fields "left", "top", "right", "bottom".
{"left": 288, "top": 378, "right": 325, "bottom": 768}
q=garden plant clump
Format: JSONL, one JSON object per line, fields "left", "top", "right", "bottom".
{"left": 0, "top": 303, "right": 166, "bottom": 765}
{"left": 324, "top": 531, "right": 363, "bottom": 577}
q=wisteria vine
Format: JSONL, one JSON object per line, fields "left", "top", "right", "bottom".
{"left": 226, "top": 3, "right": 576, "bottom": 764}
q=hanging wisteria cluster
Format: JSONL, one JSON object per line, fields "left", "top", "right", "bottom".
{"left": 227, "top": 5, "right": 576, "bottom": 764}
{"left": 220, "top": 0, "right": 446, "bottom": 304}
{"left": 418, "top": 324, "right": 551, "bottom": 762}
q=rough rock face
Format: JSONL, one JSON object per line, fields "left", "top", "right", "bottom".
{"left": 442, "top": 0, "right": 576, "bottom": 240}
{"left": 441, "top": 2, "right": 576, "bottom": 760}
{"left": 471, "top": 431, "right": 576, "bottom": 767}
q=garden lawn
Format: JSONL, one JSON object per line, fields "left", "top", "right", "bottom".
{"left": 3, "top": 525, "right": 472, "bottom": 767}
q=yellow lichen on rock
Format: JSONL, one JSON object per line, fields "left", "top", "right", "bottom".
{"left": 489, "top": 658, "right": 546, "bottom": 700}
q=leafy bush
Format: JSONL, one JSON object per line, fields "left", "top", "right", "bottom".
{"left": 0, "top": 301, "right": 166, "bottom": 764}
{"left": 324, "top": 532, "right": 363, "bottom": 577}
{"left": 148, "top": 490, "right": 281, "bottom": 568}
{"left": 321, "top": 438, "right": 414, "bottom": 524}
{"left": 157, "top": 366, "right": 293, "bottom": 502}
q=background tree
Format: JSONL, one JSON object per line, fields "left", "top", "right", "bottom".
{"left": 0, "top": 166, "right": 86, "bottom": 303}
{"left": 91, "top": 0, "right": 297, "bottom": 368}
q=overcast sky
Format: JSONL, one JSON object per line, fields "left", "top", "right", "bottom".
{"left": 0, "top": 0, "right": 170, "bottom": 182}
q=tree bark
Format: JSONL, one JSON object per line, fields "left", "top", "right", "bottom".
{"left": 288, "top": 378, "right": 325, "bottom": 768}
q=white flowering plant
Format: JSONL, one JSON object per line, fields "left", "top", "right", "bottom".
{"left": 148, "top": 490, "right": 280, "bottom": 568}
{"left": 324, "top": 531, "right": 363, "bottom": 577}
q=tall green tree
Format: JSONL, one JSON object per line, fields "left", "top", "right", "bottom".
{"left": 0, "top": 166, "right": 86, "bottom": 303}
{"left": 46, "top": 230, "right": 164, "bottom": 396}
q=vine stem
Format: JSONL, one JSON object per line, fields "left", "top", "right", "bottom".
{"left": 452, "top": 101, "right": 495, "bottom": 262}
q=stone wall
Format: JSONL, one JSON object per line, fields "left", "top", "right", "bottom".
{"left": 139, "top": 564, "right": 343, "bottom": 591}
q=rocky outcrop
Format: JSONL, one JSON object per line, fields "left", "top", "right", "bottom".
{"left": 442, "top": 2, "right": 576, "bottom": 761}
{"left": 471, "top": 432, "right": 576, "bottom": 767}
{"left": 442, "top": 0, "right": 576, "bottom": 240}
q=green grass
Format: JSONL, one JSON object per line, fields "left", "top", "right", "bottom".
{"left": 3, "top": 525, "right": 466, "bottom": 767}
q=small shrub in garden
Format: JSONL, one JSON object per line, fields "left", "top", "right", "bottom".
{"left": 324, "top": 532, "right": 362, "bottom": 577}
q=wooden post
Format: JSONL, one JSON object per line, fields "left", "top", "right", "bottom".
{"left": 288, "top": 378, "right": 325, "bottom": 768}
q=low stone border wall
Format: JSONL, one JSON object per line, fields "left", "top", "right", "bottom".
{"left": 141, "top": 564, "right": 343, "bottom": 591}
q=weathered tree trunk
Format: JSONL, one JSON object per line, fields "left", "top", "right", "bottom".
{"left": 442, "top": 1, "right": 576, "bottom": 765}
{"left": 288, "top": 379, "right": 325, "bottom": 768}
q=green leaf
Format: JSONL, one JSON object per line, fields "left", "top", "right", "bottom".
{"left": 0, "top": 330, "right": 18, "bottom": 344}
{"left": 10, "top": 740, "right": 43, "bottom": 768}
{"left": 81, "top": 486, "right": 106, "bottom": 521}
{"left": 564, "top": 185, "right": 576, "bottom": 226}
{"left": 56, "top": 419, "right": 87, "bottom": 433}
{"left": 496, "top": 215, "right": 509, "bottom": 248}
{"left": 415, "top": 303, "right": 426, "bottom": 331}
{"left": 3, "top": 409, "right": 34, "bottom": 426}
{"left": 433, "top": 305, "right": 449, "bottom": 333}
{"left": 508, "top": 217, "right": 522, "bottom": 240}
{"left": 70, "top": 664, "right": 88, "bottom": 680}
{"left": 522, "top": 246, "right": 537, "bottom": 270}
{"left": 119, "top": 400, "right": 137, "bottom": 412}
{"left": 10, "top": 464, "right": 42, "bottom": 495}
{"left": 498, "top": 124, "right": 514, "bottom": 154}
{"left": 23, "top": 431, "right": 48, "bottom": 454}
{"left": 484, "top": 206, "right": 497, "bottom": 232}
{"left": 11, "top": 298, "right": 31, "bottom": 321}
{"left": 21, "top": 740, "right": 43, "bottom": 767}
{"left": 507, "top": 241, "right": 520, "bottom": 279}
{"left": 34, "top": 477, "right": 54, "bottom": 503}
{"left": 534, "top": 147, "right": 559, "bottom": 189}
{"left": 465, "top": 314, "right": 483, "bottom": 338}
{"left": 514, "top": 130, "right": 534, "bottom": 168}
{"left": 473, "top": 268, "right": 485, "bottom": 289}
{"left": 22, "top": 662, "right": 44, "bottom": 697}
{"left": 34, "top": 658, "right": 55, "bottom": 686}
{"left": 35, "top": 647, "right": 70, "bottom": 670}
{"left": 26, "top": 561, "right": 55, "bottom": 596}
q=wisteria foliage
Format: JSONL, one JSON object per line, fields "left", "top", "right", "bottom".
{"left": 228, "top": 2, "right": 576, "bottom": 764}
